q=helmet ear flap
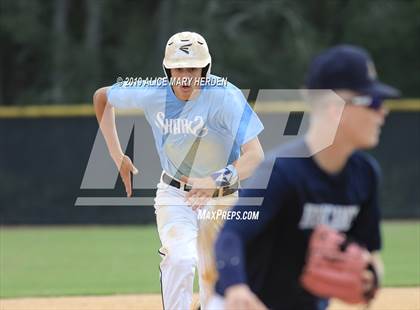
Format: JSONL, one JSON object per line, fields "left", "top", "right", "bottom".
{"left": 201, "top": 64, "right": 210, "bottom": 78}
{"left": 165, "top": 67, "right": 171, "bottom": 79}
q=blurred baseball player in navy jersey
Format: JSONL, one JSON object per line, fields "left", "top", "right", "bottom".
{"left": 209, "top": 45, "right": 400, "bottom": 310}
{"left": 93, "top": 32, "right": 264, "bottom": 309}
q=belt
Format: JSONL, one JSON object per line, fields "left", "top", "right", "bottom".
{"left": 162, "top": 172, "right": 238, "bottom": 198}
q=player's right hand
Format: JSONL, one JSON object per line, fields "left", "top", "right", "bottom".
{"left": 117, "top": 155, "right": 138, "bottom": 197}
{"left": 225, "top": 284, "right": 267, "bottom": 310}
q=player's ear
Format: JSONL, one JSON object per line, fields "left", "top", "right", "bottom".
{"left": 323, "top": 94, "right": 345, "bottom": 123}
{"left": 329, "top": 102, "right": 344, "bottom": 122}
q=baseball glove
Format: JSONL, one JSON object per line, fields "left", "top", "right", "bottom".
{"left": 300, "top": 225, "right": 379, "bottom": 304}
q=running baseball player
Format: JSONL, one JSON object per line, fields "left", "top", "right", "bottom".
{"left": 208, "top": 45, "right": 400, "bottom": 310}
{"left": 93, "top": 31, "right": 264, "bottom": 310}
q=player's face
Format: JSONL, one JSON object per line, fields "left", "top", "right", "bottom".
{"left": 170, "top": 67, "right": 202, "bottom": 101}
{"left": 339, "top": 91, "right": 388, "bottom": 149}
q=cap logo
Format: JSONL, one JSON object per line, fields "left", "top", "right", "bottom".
{"left": 180, "top": 43, "right": 192, "bottom": 54}
{"left": 367, "top": 60, "right": 377, "bottom": 81}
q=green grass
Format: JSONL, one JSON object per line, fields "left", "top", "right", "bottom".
{"left": 381, "top": 221, "right": 420, "bottom": 286}
{"left": 0, "top": 226, "right": 162, "bottom": 298}
{"left": 0, "top": 222, "right": 419, "bottom": 298}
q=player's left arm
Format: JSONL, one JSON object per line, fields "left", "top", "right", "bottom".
{"left": 181, "top": 88, "right": 264, "bottom": 209}
{"left": 233, "top": 137, "right": 264, "bottom": 180}
{"left": 181, "top": 138, "right": 263, "bottom": 209}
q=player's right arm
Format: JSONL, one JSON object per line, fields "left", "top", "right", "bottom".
{"left": 93, "top": 87, "right": 138, "bottom": 197}
{"left": 215, "top": 157, "right": 293, "bottom": 309}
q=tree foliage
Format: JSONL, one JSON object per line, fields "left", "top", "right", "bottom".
{"left": 0, "top": 0, "right": 419, "bottom": 105}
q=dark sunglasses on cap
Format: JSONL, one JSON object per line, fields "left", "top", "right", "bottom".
{"left": 348, "top": 96, "right": 384, "bottom": 110}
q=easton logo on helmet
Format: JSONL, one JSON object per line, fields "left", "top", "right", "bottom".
{"left": 180, "top": 43, "right": 192, "bottom": 54}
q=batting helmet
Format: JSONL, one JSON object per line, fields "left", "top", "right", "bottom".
{"left": 163, "top": 31, "right": 212, "bottom": 78}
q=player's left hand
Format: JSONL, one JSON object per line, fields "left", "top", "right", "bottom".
{"left": 180, "top": 176, "right": 216, "bottom": 210}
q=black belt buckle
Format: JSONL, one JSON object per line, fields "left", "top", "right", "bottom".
{"left": 163, "top": 172, "right": 237, "bottom": 197}
{"left": 163, "top": 173, "right": 191, "bottom": 191}
{"left": 212, "top": 182, "right": 238, "bottom": 198}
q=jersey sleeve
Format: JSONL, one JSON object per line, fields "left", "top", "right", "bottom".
{"left": 106, "top": 82, "right": 162, "bottom": 110}
{"left": 219, "top": 88, "right": 264, "bottom": 145}
{"left": 214, "top": 157, "right": 294, "bottom": 295}
{"left": 348, "top": 157, "right": 382, "bottom": 252}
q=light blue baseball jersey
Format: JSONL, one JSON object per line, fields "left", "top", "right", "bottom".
{"left": 107, "top": 75, "right": 264, "bottom": 179}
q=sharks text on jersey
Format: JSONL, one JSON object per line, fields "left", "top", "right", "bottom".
{"left": 154, "top": 112, "right": 209, "bottom": 137}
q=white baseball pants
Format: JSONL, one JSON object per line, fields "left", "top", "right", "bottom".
{"left": 154, "top": 174, "right": 237, "bottom": 310}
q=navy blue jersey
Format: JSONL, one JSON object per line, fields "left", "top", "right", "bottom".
{"left": 214, "top": 139, "right": 382, "bottom": 310}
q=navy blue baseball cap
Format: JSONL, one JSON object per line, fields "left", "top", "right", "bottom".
{"left": 305, "top": 45, "right": 400, "bottom": 99}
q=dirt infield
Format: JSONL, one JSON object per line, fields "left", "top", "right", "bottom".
{"left": 1, "top": 288, "right": 419, "bottom": 310}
